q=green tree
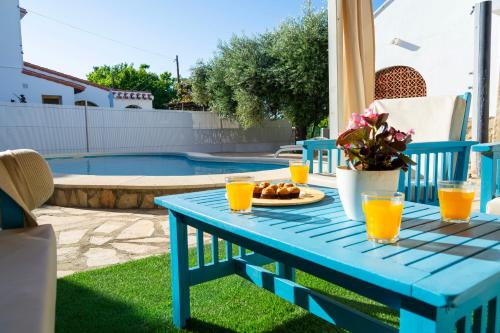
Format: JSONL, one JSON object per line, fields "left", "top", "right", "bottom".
{"left": 87, "top": 63, "right": 176, "bottom": 109}
{"left": 191, "top": 5, "right": 328, "bottom": 139}
{"left": 190, "top": 61, "right": 211, "bottom": 107}
{"left": 269, "top": 6, "right": 329, "bottom": 139}
{"left": 172, "top": 78, "right": 194, "bottom": 103}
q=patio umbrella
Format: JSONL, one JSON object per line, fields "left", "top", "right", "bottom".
{"left": 329, "top": 0, "right": 375, "bottom": 136}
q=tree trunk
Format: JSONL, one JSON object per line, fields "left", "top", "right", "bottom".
{"left": 295, "top": 125, "right": 308, "bottom": 141}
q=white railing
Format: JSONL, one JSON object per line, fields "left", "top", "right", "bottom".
{"left": 0, "top": 103, "right": 293, "bottom": 154}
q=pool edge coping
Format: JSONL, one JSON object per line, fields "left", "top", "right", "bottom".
{"left": 49, "top": 152, "right": 292, "bottom": 190}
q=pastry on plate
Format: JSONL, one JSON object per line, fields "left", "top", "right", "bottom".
{"left": 260, "top": 182, "right": 270, "bottom": 188}
{"left": 269, "top": 184, "right": 279, "bottom": 191}
{"left": 261, "top": 187, "right": 277, "bottom": 199}
{"left": 277, "top": 187, "right": 290, "bottom": 199}
{"left": 289, "top": 186, "right": 300, "bottom": 199}
{"left": 253, "top": 186, "right": 263, "bottom": 198}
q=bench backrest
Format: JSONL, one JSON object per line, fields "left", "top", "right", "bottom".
{"left": 299, "top": 139, "right": 477, "bottom": 206}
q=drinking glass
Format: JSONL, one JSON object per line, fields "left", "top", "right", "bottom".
{"left": 362, "top": 191, "right": 404, "bottom": 244}
{"left": 437, "top": 181, "right": 474, "bottom": 223}
{"left": 289, "top": 160, "right": 309, "bottom": 186}
{"left": 225, "top": 176, "right": 255, "bottom": 213}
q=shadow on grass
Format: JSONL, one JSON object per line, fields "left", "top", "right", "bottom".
{"left": 57, "top": 278, "right": 340, "bottom": 333}
{"left": 57, "top": 279, "right": 233, "bottom": 333}
{"left": 261, "top": 313, "right": 342, "bottom": 333}
{"left": 185, "top": 319, "right": 238, "bottom": 333}
{"left": 56, "top": 250, "right": 399, "bottom": 333}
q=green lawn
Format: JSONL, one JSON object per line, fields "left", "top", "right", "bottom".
{"left": 56, "top": 248, "right": 399, "bottom": 333}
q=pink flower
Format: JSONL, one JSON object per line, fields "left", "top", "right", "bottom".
{"left": 363, "top": 104, "right": 378, "bottom": 120}
{"left": 344, "top": 143, "right": 351, "bottom": 149}
{"left": 394, "top": 132, "right": 406, "bottom": 141}
{"left": 348, "top": 113, "right": 363, "bottom": 129}
{"left": 408, "top": 128, "right": 415, "bottom": 135}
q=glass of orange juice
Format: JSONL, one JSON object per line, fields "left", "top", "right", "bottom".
{"left": 437, "top": 181, "right": 474, "bottom": 223}
{"left": 289, "top": 160, "right": 309, "bottom": 186}
{"left": 225, "top": 176, "right": 255, "bottom": 213}
{"left": 362, "top": 191, "right": 404, "bottom": 244}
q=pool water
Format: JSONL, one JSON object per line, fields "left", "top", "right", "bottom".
{"left": 47, "top": 155, "right": 285, "bottom": 176}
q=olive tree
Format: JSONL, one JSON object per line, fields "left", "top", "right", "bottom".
{"left": 191, "top": 5, "right": 328, "bottom": 140}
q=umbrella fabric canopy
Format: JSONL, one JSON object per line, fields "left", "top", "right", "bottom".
{"left": 330, "top": 0, "right": 375, "bottom": 133}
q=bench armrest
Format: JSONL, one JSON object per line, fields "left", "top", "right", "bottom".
{"left": 472, "top": 142, "right": 500, "bottom": 153}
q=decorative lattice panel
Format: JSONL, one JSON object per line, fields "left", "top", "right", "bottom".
{"left": 375, "top": 66, "right": 427, "bottom": 100}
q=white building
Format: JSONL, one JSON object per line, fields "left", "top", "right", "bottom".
{"left": 112, "top": 90, "right": 155, "bottom": 109}
{"left": 374, "top": 0, "right": 500, "bottom": 118}
{"left": 0, "top": 0, "right": 153, "bottom": 109}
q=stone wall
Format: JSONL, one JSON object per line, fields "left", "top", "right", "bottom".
{"left": 47, "top": 187, "right": 210, "bottom": 209}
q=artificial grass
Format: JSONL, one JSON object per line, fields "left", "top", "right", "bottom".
{"left": 56, "top": 247, "right": 399, "bottom": 333}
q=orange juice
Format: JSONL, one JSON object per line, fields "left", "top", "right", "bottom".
{"left": 362, "top": 200, "right": 403, "bottom": 241}
{"left": 290, "top": 165, "right": 309, "bottom": 184}
{"left": 226, "top": 182, "right": 255, "bottom": 212}
{"left": 438, "top": 188, "right": 474, "bottom": 221}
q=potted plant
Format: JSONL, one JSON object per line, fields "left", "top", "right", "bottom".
{"left": 336, "top": 106, "right": 415, "bottom": 221}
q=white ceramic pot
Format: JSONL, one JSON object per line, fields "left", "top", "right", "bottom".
{"left": 336, "top": 166, "right": 400, "bottom": 221}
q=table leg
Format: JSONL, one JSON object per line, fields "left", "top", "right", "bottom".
{"left": 276, "top": 262, "right": 296, "bottom": 282}
{"left": 169, "top": 211, "right": 190, "bottom": 328}
{"left": 400, "top": 306, "right": 455, "bottom": 333}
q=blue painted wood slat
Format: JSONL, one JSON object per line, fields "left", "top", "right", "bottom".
{"left": 168, "top": 211, "right": 191, "bottom": 327}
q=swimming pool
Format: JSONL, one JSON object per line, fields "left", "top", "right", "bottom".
{"left": 47, "top": 154, "right": 286, "bottom": 176}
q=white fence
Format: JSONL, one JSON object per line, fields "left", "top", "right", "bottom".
{"left": 0, "top": 103, "right": 294, "bottom": 155}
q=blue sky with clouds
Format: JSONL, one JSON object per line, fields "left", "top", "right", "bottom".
{"left": 19, "top": 0, "right": 385, "bottom": 79}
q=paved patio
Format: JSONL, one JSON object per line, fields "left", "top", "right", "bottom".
{"left": 35, "top": 206, "right": 172, "bottom": 278}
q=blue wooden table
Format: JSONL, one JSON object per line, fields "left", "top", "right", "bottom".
{"left": 155, "top": 187, "right": 500, "bottom": 333}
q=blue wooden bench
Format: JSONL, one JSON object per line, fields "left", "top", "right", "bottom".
{"left": 155, "top": 187, "right": 500, "bottom": 332}
{"left": 299, "top": 140, "right": 477, "bottom": 206}
{"left": 472, "top": 143, "right": 500, "bottom": 213}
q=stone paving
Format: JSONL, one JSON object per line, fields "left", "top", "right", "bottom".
{"left": 34, "top": 206, "right": 180, "bottom": 278}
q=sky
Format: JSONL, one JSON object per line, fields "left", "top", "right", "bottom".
{"left": 19, "top": 0, "right": 385, "bottom": 80}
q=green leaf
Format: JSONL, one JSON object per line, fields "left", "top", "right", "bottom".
{"left": 337, "top": 127, "right": 369, "bottom": 146}
{"left": 400, "top": 154, "right": 416, "bottom": 165}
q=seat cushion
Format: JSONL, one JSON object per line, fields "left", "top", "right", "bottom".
{"left": 373, "top": 95, "right": 466, "bottom": 142}
{"left": 0, "top": 225, "right": 56, "bottom": 333}
{"left": 486, "top": 197, "right": 500, "bottom": 215}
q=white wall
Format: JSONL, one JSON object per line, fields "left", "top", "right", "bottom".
{"left": 0, "top": 0, "right": 24, "bottom": 102}
{"left": 0, "top": 103, "right": 293, "bottom": 154}
{"left": 0, "top": 0, "right": 23, "bottom": 71}
{"left": 19, "top": 74, "right": 75, "bottom": 105}
{"left": 374, "top": 0, "right": 500, "bottom": 116}
{"left": 74, "top": 85, "right": 111, "bottom": 107}
{"left": 113, "top": 98, "right": 153, "bottom": 109}
{"left": 489, "top": 3, "right": 500, "bottom": 116}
